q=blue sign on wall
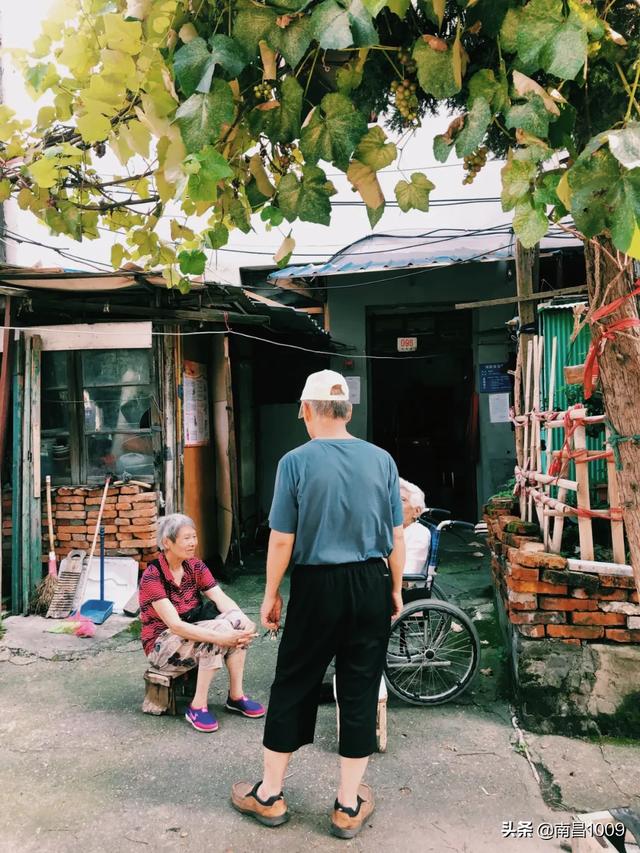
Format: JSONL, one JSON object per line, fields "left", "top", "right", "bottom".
{"left": 479, "top": 362, "right": 512, "bottom": 393}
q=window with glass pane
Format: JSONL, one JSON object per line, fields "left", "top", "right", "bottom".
{"left": 41, "top": 348, "right": 154, "bottom": 484}
{"left": 82, "top": 350, "right": 154, "bottom": 480}
{"left": 41, "top": 352, "right": 72, "bottom": 482}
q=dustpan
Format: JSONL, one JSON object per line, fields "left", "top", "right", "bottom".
{"left": 80, "top": 525, "right": 113, "bottom": 624}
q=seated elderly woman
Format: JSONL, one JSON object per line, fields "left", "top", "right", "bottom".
{"left": 139, "top": 513, "right": 264, "bottom": 733}
{"left": 399, "top": 478, "right": 431, "bottom": 575}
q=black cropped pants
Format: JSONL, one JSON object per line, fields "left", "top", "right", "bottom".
{"left": 262, "top": 558, "right": 391, "bottom": 759}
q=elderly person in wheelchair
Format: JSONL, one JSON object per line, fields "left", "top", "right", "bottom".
{"left": 138, "top": 513, "right": 265, "bottom": 732}
{"left": 399, "top": 478, "right": 431, "bottom": 577}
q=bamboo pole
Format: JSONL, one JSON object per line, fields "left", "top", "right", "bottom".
{"left": 573, "top": 412, "right": 595, "bottom": 560}
{"left": 514, "top": 343, "right": 524, "bottom": 468}
{"left": 516, "top": 467, "right": 577, "bottom": 491}
{"left": 548, "top": 337, "right": 557, "bottom": 415}
{"left": 606, "top": 424, "right": 626, "bottom": 564}
{"left": 543, "top": 337, "right": 557, "bottom": 550}
{"left": 529, "top": 337, "right": 543, "bottom": 525}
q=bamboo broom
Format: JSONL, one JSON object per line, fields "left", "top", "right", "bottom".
{"left": 30, "top": 476, "right": 58, "bottom": 614}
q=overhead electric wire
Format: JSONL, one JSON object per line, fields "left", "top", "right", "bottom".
{"left": 0, "top": 321, "right": 445, "bottom": 361}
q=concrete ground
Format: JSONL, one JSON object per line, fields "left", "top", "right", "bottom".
{"left": 1, "top": 538, "right": 639, "bottom": 853}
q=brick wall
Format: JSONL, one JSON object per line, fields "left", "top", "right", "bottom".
{"left": 485, "top": 500, "right": 640, "bottom": 645}
{"left": 1, "top": 484, "right": 159, "bottom": 574}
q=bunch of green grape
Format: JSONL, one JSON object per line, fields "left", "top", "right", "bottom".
{"left": 398, "top": 48, "right": 417, "bottom": 75}
{"left": 390, "top": 79, "right": 419, "bottom": 124}
{"left": 253, "top": 81, "right": 273, "bottom": 101}
{"left": 462, "top": 146, "right": 488, "bottom": 184}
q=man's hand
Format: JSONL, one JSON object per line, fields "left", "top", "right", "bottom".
{"left": 261, "top": 591, "right": 283, "bottom": 630}
{"left": 391, "top": 590, "right": 403, "bottom": 620}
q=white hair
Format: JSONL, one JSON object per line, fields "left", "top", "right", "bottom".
{"left": 308, "top": 400, "right": 353, "bottom": 420}
{"left": 399, "top": 478, "right": 426, "bottom": 512}
{"left": 157, "top": 513, "right": 196, "bottom": 550}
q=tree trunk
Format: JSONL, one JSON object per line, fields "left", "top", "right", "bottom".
{"left": 584, "top": 240, "right": 640, "bottom": 597}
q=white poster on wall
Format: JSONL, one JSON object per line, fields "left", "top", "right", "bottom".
{"left": 489, "top": 392, "right": 511, "bottom": 424}
{"left": 345, "top": 376, "right": 361, "bottom": 404}
{"left": 183, "top": 360, "right": 210, "bottom": 446}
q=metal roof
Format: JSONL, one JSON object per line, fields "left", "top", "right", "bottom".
{"left": 0, "top": 265, "right": 328, "bottom": 339}
{"left": 269, "top": 228, "right": 582, "bottom": 281}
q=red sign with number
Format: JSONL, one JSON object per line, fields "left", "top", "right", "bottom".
{"left": 397, "top": 337, "right": 418, "bottom": 352}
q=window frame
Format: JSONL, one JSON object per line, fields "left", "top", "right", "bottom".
{"left": 41, "top": 347, "right": 159, "bottom": 486}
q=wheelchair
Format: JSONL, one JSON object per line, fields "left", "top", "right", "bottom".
{"left": 384, "top": 508, "right": 481, "bottom": 706}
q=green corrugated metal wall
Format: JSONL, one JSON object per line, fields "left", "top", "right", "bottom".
{"left": 538, "top": 304, "right": 606, "bottom": 490}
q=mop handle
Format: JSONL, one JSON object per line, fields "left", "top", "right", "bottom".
{"left": 83, "top": 477, "right": 110, "bottom": 596}
{"left": 99, "top": 526, "right": 105, "bottom": 602}
{"left": 46, "top": 475, "right": 55, "bottom": 554}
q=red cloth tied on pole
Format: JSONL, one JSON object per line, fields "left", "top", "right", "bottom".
{"left": 583, "top": 280, "right": 640, "bottom": 399}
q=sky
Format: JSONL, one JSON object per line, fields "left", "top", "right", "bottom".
{"left": 0, "top": 0, "right": 512, "bottom": 283}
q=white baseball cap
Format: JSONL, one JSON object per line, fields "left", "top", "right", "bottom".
{"left": 298, "top": 369, "right": 349, "bottom": 417}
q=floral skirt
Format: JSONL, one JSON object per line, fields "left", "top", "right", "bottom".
{"left": 147, "top": 608, "right": 254, "bottom": 672}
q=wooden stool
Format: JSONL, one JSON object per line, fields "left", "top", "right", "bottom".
{"left": 142, "top": 665, "right": 197, "bottom": 716}
{"left": 333, "top": 676, "right": 388, "bottom": 753}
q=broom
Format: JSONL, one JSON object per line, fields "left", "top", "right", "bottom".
{"left": 30, "top": 475, "right": 58, "bottom": 615}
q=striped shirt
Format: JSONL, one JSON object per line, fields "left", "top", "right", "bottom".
{"left": 139, "top": 555, "right": 217, "bottom": 654}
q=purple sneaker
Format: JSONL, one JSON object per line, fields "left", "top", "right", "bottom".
{"left": 185, "top": 705, "right": 219, "bottom": 732}
{"left": 225, "top": 695, "right": 266, "bottom": 718}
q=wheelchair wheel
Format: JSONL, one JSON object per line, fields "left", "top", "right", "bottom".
{"left": 385, "top": 599, "right": 480, "bottom": 706}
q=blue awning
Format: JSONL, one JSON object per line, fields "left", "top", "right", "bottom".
{"left": 268, "top": 228, "right": 581, "bottom": 281}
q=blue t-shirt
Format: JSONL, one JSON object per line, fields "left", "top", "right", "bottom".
{"left": 269, "top": 437, "right": 403, "bottom": 566}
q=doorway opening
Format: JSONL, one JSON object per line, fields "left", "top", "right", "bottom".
{"left": 368, "top": 309, "right": 477, "bottom": 520}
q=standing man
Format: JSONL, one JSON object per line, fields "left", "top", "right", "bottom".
{"left": 232, "top": 369, "right": 405, "bottom": 839}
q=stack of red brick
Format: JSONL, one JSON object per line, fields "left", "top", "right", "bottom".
{"left": 485, "top": 499, "right": 640, "bottom": 645}
{"left": 2, "top": 484, "right": 159, "bottom": 573}
{"left": 51, "top": 484, "right": 159, "bottom": 571}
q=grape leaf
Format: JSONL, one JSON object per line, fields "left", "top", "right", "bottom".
{"left": 173, "top": 38, "right": 210, "bottom": 97}
{"left": 347, "top": 160, "right": 384, "bottom": 210}
{"left": 505, "top": 95, "right": 550, "bottom": 138}
{"left": 515, "top": 0, "right": 589, "bottom": 80}
{"left": 269, "top": 16, "right": 314, "bottom": 67}
{"left": 354, "top": 126, "right": 397, "bottom": 171}
{"left": 29, "top": 156, "right": 60, "bottom": 189}
{"left": 230, "top": 197, "right": 252, "bottom": 233}
{"left": 512, "top": 198, "right": 549, "bottom": 247}
{"left": 261, "top": 205, "right": 285, "bottom": 226}
{"left": 204, "top": 223, "right": 229, "bottom": 249}
{"left": 174, "top": 36, "right": 247, "bottom": 97}
{"left": 569, "top": 148, "right": 640, "bottom": 253}
{"left": 275, "top": 233, "right": 295, "bottom": 267}
{"left": 455, "top": 97, "right": 491, "bottom": 158}
{"left": 174, "top": 81, "right": 235, "bottom": 154}
{"left": 248, "top": 75, "right": 303, "bottom": 144}
{"left": 433, "top": 134, "right": 453, "bottom": 163}
{"left": 186, "top": 147, "right": 233, "bottom": 202}
{"left": 277, "top": 164, "right": 336, "bottom": 224}
{"left": 300, "top": 93, "right": 368, "bottom": 171}
{"left": 501, "top": 158, "right": 536, "bottom": 211}
{"left": 608, "top": 124, "right": 640, "bottom": 171}
{"left": 312, "top": 0, "right": 377, "bottom": 51}
{"left": 394, "top": 172, "right": 435, "bottom": 212}
{"left": 413, "top": 37, "right": 460, "bottom": 99}
{"left": 178, "top": 249, "right": 207, "bottom": 275}
{"left": 233, "top": 3, "right": 277, "bottom": 56}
